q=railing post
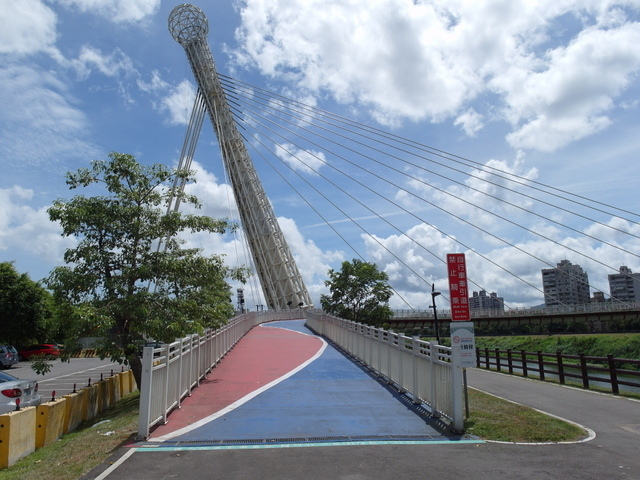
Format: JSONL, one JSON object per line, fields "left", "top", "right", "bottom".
{"left": 412, "top": 337, "right": 420, "bottom": 404}
{"left": 579, "top": 353, "right": 590, "bottom": 389}
{"left": 429, "top": 341, "right": 438, "bottom": 415}
{"left": 495, "top": 348, "right": 501, "bottom": 372}
{"left": 556, "top": 351, "right": 565, "bottom": 385}
{"left": 607, "top": 354, "right": 619, "bottom": 395}
{"left": 451, "top": 345, "right": 465, "bottom": 433}
{"left": 484, "top": 348, "right": 490, "bottom": 369}
{"left": 137, "top": 346, "right": 155, "bottom": 440}
{"left": 507, "top": 349, "right": 513, "bottom": 375}
{"left": 537, "top": 351, "right": 545, "bottom": 381}
{"left": 521, "top": 350, "right": 528, "bottom": 377}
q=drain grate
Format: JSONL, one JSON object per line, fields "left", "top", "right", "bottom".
{"left": 137, "top": 433, "right": 472, "bottom": 448}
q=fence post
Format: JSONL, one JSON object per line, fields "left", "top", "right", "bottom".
{"left": 495, "top": 348, "right": 501, "bottom": 372}
{"left": 537, "top": 351, "right": 545, "bottom": 381}
{"left": 521, "top": 350, "right": 528, "bottom": 377}
{"left": 451, "top": 345, "right": 465, "bottom": 433}
{"left": 475, "top": 347, "right": 481, "bottom": 368}
{"left": 412, "top": 337, "right": 420, "bottom": 404}
{"left": 579, "top": 353, "right": 589, "bottom": 389}
{"left": 556, "top": 351, "right": 565, "bottom": 385}
{"left": 607, "top": 355, "right": 619, "bottom": 395}
{"left": 136, "top": 346, "right": 155, "bottom": 440}
{"left": 484, "top": 348, "right": 490, "bottom": 369}
{"left": 429, "top": 341, "right": 438, "bottom": 416}
{"left": 507, "top": 349, "right": 513, "bottom": 375}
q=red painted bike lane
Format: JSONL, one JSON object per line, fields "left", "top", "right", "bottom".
{"left": 150, "top": 322, "right": 325, "bottom": 439}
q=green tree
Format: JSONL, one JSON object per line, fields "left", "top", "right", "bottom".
{"left": 320, "top": 259, "right": 393, "bottom": 326}
{"left": 46, "top": 153, "right": 248, "bottom": 387}
{"left": 0, "top": 262, "right": 54, "bottom": 346}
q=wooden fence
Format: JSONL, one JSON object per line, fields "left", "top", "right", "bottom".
{"left": 475, "top": 348, "right": 640, "bottom": 395}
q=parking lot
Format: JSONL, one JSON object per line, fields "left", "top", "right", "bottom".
{"left": 7, "top": 357, "right": 124, "bottom": 400}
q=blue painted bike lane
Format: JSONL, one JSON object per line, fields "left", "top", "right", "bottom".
{"left": 145, "top": 320, "right": 477, "bottom": 447}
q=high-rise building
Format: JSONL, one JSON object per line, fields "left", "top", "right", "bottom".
{"left": 541, "top": 260, "right": 590, "bottom": 307}
{"left": 469, "top": 290, "right": 504, "bottom": 312}
{"left": 608, "top": 266, "right": 640, "bottom": 303}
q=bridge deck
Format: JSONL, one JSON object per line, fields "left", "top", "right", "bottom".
{"left": 144, "top": 320, "right": 476, "bottom": 447}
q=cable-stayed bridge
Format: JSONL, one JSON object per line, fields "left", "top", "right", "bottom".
{"left": 167, "top": 4, "right": 640, "bottom": 320}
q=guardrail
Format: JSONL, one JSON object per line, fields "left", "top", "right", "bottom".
{"left": 137, "top": 310, "right": 293, "bottom": 440}
{"left": 476, "top": 348, "right": 640, "bottom": 395}
{"left": 305, "top": 311, "right": 465, "bottom": 432}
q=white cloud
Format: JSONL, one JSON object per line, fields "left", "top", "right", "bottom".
{"left": 66, "top": 46, "right": 137, "bottom": 80}
{"left": 182, "top": 161, "right": 238, "bottom": 220}
{"left": 0, "top": 186, "right": 74, "bottom": 271}
{"left": 56, "top": 0, "right": 160, "bottom": 23}
{"left": 158, "top": 80, "right": 197, "bottom": 126}
{"left": 454, "top": 108, "right": 484, "bottom": 136}
{"left": 233, "top": 0, "right": 640, "bottom": 150}
{"left": 0, "top": 0, "right": 58, "bottom": 55}
{"left": 274, "top": 143, "right": 326, "bottom": 175}
{"left": 395, "top": 153, "right": 539, "bottom": 240}
{"left": 0, "top": 64, "right": 97, "bottom": 168}
{"left": 501, "top": 22, "right": 640, "bottom": 151}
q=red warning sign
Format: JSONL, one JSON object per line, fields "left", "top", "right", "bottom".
{"left": 447, "top": 253, "right": 471, "bottom": 322}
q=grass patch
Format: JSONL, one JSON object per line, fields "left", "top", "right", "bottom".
{"left": 465, "top": 388, "right": 587, "bottom": 443}
{"left": 0, "top": 392, "right": 139, "bottom": 480}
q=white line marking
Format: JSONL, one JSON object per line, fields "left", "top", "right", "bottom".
{"left": 93, "top": 447, "right": 136, "bottom": 480}
{"left": 37, "top": 363, "right": 121, "bottom": 384}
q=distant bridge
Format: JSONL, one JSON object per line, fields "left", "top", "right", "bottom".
{"left": 388, "top": 303, "right": 640, "bottom": 333}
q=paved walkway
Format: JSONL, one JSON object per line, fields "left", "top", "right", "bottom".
{"left": 83, "top": 320, "right": 640, "bottom": 480}
{"left": 146, "top": 320, "right": 472, "bottom": 445}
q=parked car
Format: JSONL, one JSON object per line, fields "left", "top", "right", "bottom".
{"left": 18, "top": 344, "right": 61, "bottom": 360}
{"left": 0, "top": 371, "right": 41, "bottom": 414}
{"left": 0, "top": 346, "right": 19, "bottom": 369}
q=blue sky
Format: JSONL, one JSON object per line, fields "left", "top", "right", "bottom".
{"left": 2, "top": 0, "right": 640, "bottom": 311}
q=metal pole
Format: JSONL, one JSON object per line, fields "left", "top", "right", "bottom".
{"left": 463, "top": 368, "right": 470, "bottom": 419}
{"left": 431, "top": 284, "right": 441, "bottom": 344}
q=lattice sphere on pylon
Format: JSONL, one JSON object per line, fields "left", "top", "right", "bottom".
{"left": 168, "top": 4, "right": 209, "bottom": 46}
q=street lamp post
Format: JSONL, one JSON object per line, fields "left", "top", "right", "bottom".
{"left": 430, "top": 284, "right": 442, "bottom": 344}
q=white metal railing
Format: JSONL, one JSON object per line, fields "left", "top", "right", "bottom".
{"left": 137, "top": 310, "right": 299, "bottom": 440}
{"left": 305, "top": 311, "right": 465, "bottom": 432}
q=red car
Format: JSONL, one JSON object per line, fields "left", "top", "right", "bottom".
{"left": 18, "top": 344, "right": 61, "bottom": 360}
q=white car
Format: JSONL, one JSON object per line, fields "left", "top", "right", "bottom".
{"left": 0, "top": 345, "right": 19, "bottom": 369}
{"left": 0, "top": 371, "right": 41, "bottom": 414}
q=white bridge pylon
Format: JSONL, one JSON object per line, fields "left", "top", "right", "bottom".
{"left": 168, "top": 4, "right": 312, "bottom": 310}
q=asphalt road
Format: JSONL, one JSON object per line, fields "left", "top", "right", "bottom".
{"left": 7, "top": 357, "right": 124, "bottom": 400}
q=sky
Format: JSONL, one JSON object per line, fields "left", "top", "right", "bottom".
{"left": 2, "top": 0, "right": 640, "bottom": 312}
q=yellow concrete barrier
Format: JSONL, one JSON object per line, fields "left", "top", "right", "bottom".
{"left": 84, "top": 384, "right": 101, "bottom": 420}
{"left": 107, "top": 375, "right": 120, "bottom": 407}
{"left": 63, "top": 390, "right": 87, "bottom": 434}
{"left": 0, "top": 407, "right": 36, "bottom": 468}
{"left": 97, "top": 380, "right": 109, "bottom": 413}
{"left": 36, "top": 398, "right": 66, "bottom": 448}
{"left": 120, "top": 370, "right": 136, "bottom": 396}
